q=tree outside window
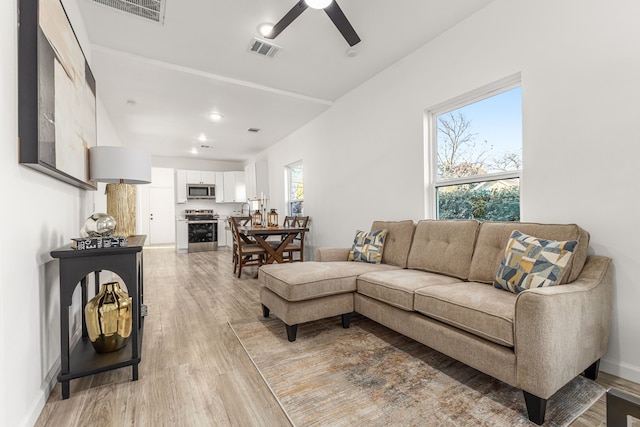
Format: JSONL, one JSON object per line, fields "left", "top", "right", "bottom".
{"left": 430, "top": 79, "right": 522, "bottom": 221}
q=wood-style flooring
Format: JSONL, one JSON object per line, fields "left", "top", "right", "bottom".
{"left": 35, "top": 246, "right": 639, "bottom": 426}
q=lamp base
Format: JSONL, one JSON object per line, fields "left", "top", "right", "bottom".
{"left": 106, "top": 183, "right": 136, "bottom": 237}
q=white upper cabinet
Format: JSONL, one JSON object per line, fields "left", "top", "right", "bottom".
{"left": 200, "top": 171, "right": 216, "bottom": 185}
{"left": 222, "top": 171, "right": 246, "bottom": 203}
{"left": 185, "top": 170, "right": 216, "bottom": 184}
{"left": 175, "top": 170, "right": 187, "bottom": 204}
{"left": 245, "top": 163, "right": 257, "bottom": 200}
{"left": 215, "top": 172, "right": 225, "bottom": 202}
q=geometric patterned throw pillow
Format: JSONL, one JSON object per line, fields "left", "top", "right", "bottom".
{"left": 493, "top": 230, "right": 578, "bottom": 294}
{"left": 348, "top": 229, "right": 388, "bottom": 264}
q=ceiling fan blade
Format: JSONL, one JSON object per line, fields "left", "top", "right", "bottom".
{"left": 265, "top": 0, "right": 308, "bottom": 40}
{"left": 324, "top": 1, "right": 361, "bottom": 46}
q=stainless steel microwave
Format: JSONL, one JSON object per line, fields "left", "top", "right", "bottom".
{"left": 187, "top": 184, "right": 215, "bottom": 199}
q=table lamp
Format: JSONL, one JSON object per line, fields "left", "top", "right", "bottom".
{"left": 89, "top": 146, "right": 151, "bottom": 237}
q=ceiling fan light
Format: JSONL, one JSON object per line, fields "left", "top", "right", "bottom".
{"left": 305, "top": 0, "right": 332, "bottom": 9}
{"left": 257, "top": 22, "right": 274, "bottom": 37}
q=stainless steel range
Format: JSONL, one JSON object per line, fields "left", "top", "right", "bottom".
{"left": 185, "top": 209, "right": 218, "bottom": 252}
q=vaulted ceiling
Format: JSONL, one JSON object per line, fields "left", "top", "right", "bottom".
{"left": 77, "top": 0, "right": 494, "bottom": 161}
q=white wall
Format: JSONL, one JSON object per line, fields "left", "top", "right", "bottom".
{"left": 152, "top": 155, "right": 243, "bottom": 171}
{"left": 0, "top": 0, "right": 122, "bottom": 425}
{"left": 262, "top": 0, "right": 640, "bottom": 382}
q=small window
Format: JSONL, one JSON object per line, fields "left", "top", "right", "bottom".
{"left": 428, "top": 76, "right": 522, "bottom": 221}
{"left": 286, "top": 161, "right": 303, "bottom": 216}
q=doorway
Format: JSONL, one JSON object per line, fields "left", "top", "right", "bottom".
{"left": 149, "top": 187, "right": 175, "bottom": 245}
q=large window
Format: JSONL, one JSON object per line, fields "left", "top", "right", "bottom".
{"left": 428, "top": 76, "right": 522, "bottom": 221}
{"left": 286, "top": 161, "right": 304, "bottom": 216}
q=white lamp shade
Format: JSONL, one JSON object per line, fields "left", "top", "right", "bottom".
{"left": 89, "top": 146, "right": 151, "bottom": 184}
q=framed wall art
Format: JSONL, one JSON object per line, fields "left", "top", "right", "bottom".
{"left": 18, "top": 0, "right": 97, "bottom": 190}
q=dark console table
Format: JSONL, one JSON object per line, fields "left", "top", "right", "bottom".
{"left": 50, "top": 235, "right": 146, "bottom": 399}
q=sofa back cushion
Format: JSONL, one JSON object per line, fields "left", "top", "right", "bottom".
{"left": 371, "top": 220, "right": 415, "bottom": 268}
{"left": 468, "top": 222, "right": 590, "bottom": 284}
{"left": 407, "top": 220, "right": 480, "bottom": 279}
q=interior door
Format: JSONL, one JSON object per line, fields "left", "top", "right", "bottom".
{"left": 149, "top": 187, "right": 175, "bottom": 245}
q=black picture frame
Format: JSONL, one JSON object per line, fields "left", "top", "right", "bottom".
{"left": 18, "top": 0, "right": 97, "bottom": 190}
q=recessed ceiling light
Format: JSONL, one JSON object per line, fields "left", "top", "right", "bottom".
{"left": 257, "top": 22, "right": 274, "bottom": 37}
{"left": 305, "top": 0, "right": 332, "bottom": 9}
{"left": 190, "top": 148, "right": 198, "bottom": 154}
{"left": 209, "top": 112, "right": 223, "bottom": 122}
{"left": 247, "top": 128, "right": 261, "bottom": 133}
{"left": 198, "top": 133, "right": 207, "bottom": 142}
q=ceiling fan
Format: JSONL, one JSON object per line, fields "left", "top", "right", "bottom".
{"left": 264, "top": 0, "right": 361, "bottom": 47}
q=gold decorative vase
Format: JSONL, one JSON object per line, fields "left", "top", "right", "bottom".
{"left": 85, "top": 282, "right": 132, "bottom": 353}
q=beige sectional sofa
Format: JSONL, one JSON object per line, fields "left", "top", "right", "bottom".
{"left": 258, "top": 220, "right": 613, "bottom": 425}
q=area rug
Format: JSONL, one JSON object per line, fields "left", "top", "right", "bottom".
{"left": 229, "top": 314, "right": 605, "bottom": 427}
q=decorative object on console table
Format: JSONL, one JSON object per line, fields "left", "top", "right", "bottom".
{"left": 81, "top": 212, "right": 116, "bottom": 237}
{"left": 268, "top": 209, "right": 279, "bottom": 228}
{"left": 71, "top": 236, "right": 128, "bottom": 250}
{"left": 89, "top": 146, "right": 151, "bottom": 236}
{"left": 85, "top": 281, "right": 132, "bottom": 353}
{"left": 17, "top": 0, "right": 98, "bottom": 190}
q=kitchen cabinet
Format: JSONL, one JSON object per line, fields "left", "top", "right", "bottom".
{"left": 217, "top": 221, "right": 227, "bottom": 247}
{"left": 176, "top": 219, "right": 188, "bottom": 252}
{"left": 186, "top": 170, "right": 216, "bottom": 185}
{"left": 215, "top": 172, "right": 225, "bottom": 202}
{"left": 244, "top": 160, "right": 269, "bottom": 201}
{"left": 215, "top": 171, "right": 246, "bottom": 203}
{"left": 175, "top": 170, "right": 187, "bottom": 204}
{"left": 245, "top": 163, "right": 257, "bottom": 200}
{"left": 223, "top": 171, "right": 246, "bottom": 203}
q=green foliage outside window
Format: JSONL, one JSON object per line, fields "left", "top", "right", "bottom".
{"left": 437, "top": 181, "right": 520, "bottom": 222}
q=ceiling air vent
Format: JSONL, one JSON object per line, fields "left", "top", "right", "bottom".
{"left": 91, "top": 0, "right": 167, "bottom": 24}
{"left": 248, "top": 38, "right": 280, "bottom": 58}
{"left": 247, "top": 128, "right": 261, "bottom": 133}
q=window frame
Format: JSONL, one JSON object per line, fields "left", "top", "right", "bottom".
{"left": 426, "top": 74, "right": 522, "bottom": 220}
{"left": 285, "top": 160, "right": 304, "bottom": 216}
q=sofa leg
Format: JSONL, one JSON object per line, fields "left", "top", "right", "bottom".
{"left": 286, "top": 324, "right": 298, "bottom": 342}
{"left": 341, "top": 313, "right": 351, "bottom": 329}
{"left": 584, "top": 359, "right": 600, "bottom": 380}
{"left": 523, "top": 391, "right": 547, "bottom": 425}
{"left": 262, "top": 304, "right": 270, "bottom": 318}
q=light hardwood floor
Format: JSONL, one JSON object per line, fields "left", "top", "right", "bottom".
{"left": 35, "top": 246, "right": 639, "bottom": 426}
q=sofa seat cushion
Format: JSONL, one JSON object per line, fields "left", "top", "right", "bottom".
{"left": 259, "top": 261, "right": 400, "bottom": 302}
{"left": 414, "top": 282, "right": 517, "bottom": 347}
{"left": 357, "top": 270, "right": 463, "bottom": 311}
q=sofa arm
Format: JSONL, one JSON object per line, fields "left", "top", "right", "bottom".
{"left": 514, "top": 255, "right": 613, "bottom": 399}
{"left": 314, "top": 247, "right": 350, "bottom": 262}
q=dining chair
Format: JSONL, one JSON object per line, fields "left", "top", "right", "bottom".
{"left": 282, "top": 215, "right": 309, "bottom": 262}
{"left": 228, "top": 216, "right": 250, "bottom": 269}
{"left": 230, "top": 216, "right": 265, "bottom": 278}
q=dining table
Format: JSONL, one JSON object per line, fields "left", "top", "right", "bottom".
{"left": 237, "top": 225, "right": 309, "bottom": 264}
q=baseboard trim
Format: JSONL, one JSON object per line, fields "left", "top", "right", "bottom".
{"left": 19, "top": 358, "right": 59, "bottom": 427}
{"left": 601, "top": 358, "right": 640, "bottom": 384}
